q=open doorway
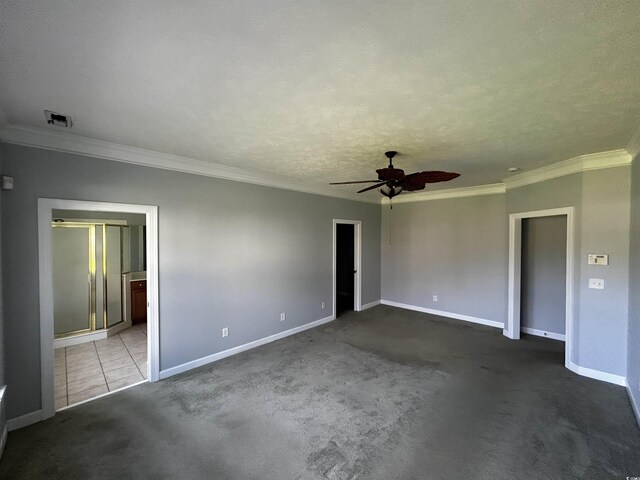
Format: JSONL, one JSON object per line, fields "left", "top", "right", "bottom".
{"left": 38, "top": 199, "right": 159, "bottom": 421}
{"left": 332, "top": 219, "right": 361, "bottom": 318}
{"left": 51, "top": 210, "right": 148, "bottom": 410}
{"left": 506, "top": 207, "right": 575, "bottom": 368}
{"left": 520, "top": 215, "right": 567, "bottom": 341}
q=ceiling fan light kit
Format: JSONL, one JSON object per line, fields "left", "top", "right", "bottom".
{"left": 330, "top": 151, "right": 461, "bottom": 207}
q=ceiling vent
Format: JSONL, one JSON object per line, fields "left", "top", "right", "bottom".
{"left": 44, "top": 110, "right": 72, "bottom": 128}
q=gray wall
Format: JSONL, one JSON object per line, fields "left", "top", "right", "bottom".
{"left": 521, "top": 216, "right": 567, "bottom": 335}
{"left": 628, "top": 154, "right": 640, "bottom": 419}
{"left": 381, "top": 194, "right": 508, "bottom": 323}
{"left": 53, "top": 209, "right": 146, "bottom": 225}
{"left": 382, "top": 168, "right": 630, "bottom": 379}
{"left": 507, "top": 168, "right": 630, "bottom": 376}
{"left": 0, "top": 142, "right": 381, "bottom": 419}
{"left": 577, "top": 168, "right": 630, "bottom": 376}
{"left": 0, "top": 145, "right": 5, "bottom": 445}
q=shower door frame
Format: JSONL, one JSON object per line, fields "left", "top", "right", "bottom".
{"left": 38, "top": 198, "right": 160, "bottom": 420}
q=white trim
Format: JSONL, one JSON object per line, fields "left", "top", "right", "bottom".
{"left": 1, "top": 125, "right": 632, "bottom": 205}
{"left": 504, "top": 149, "right": 631, "bottom": 190}
{"left": 506, "top": 207, "right": 575, "bottom": 373}
{"left": 567, "top": 362, "right": 627, "bottom": 387}
{"left": 360, "top": 300, "right": 381, "bottom": 310}
{"left": 7, "top": 410, "right": 43, "bottom": 432}
{"left": 520, "top": 327, "right": 565, "bottom": 342}
{"left": 628, "top": 386, "right": 640, "bottom": 428}
{"left": 159, "top": 314, "right": 335, "bottom": 379}
{"left": 38, "top": 199, "right": 160, "bottom": 422}
{"left": 0, "top": 124, "right": 373, "bottom": 204}
{"left": 627, "top": 125, "right": 640, "bottom": 158}
{"left": 332, "top": 219, "right": 362, "bottom": 315}
{"left": 386, "top": 183, "right": 505, "bottom": 205}
{"left": 53, "top": 320, "right": 132, "bottom": 348}
{"left": 54, "top": 330, "right": 108, "bottom": 348}
{"left": 0, "top": 385, "right": 6, "bottom": 459}
{"left": 57, "top": 380, "right": 148, "bottom": 411}
{"left": 0, "top": 425, "right": 7, "bottom": 460}
{"left": 380, "top": 300, "right": 503, "bottom": 329}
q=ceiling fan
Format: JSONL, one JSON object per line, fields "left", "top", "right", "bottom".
{"left": 330, "top": 151, "right": 460, "bottom": 201}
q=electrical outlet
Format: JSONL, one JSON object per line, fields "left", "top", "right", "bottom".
{"left": 280, "top": 312, "right": 286, "bottom": 322}
{"left": 321, "top": 302, "right": 326, "bottom": 310}
{"left": 588, "top": 278, "right": 604, "bottom": 290}
{"left": 221, "top": 327, "right": 229, "bottom": 337}
{"left": 433, "top": 295, "right": 438, "bottom": 302}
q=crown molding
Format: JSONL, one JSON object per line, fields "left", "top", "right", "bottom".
{"left": 627, "top": 123, "right": 640, "bottom": 158}
{"left": 384, "top": 183, "right": 506, "bottom": 205}
{"left": 0, "top": 124, "right": 632, "bottom": 205}
{"left": 0, "top": 124, "right": 376, "bottom": 204}
{"left": 503, "top": 149, "right": 631, "bottom": 190}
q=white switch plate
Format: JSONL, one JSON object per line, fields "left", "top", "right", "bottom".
{"left": 588, "top": 278, "right": 604, "bottom": 289}
{"left": 588, "top": 254, "right": 609, "bottom": 266}
{"left": 432, "top": 295, "right": 438, "bottom": 302}
{"left": 280, "top": 312, "right": 286, "bottom": 322}
{"left": 321, "top": 302, "right": 326, "bottom": 310}
{"left": 222, "top": 327, "right": 229, "bottom": 337}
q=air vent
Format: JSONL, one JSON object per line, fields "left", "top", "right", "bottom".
{"left": 44, "top": 110, "right": 72, "bottom": 128}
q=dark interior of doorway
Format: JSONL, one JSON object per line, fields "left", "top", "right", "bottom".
{"left": 336, "top": 224, "right": 355, "bottom": 317}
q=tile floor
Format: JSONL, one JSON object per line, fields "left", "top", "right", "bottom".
{"left": 55, "top": 323, "right": 148, "bottom": 410}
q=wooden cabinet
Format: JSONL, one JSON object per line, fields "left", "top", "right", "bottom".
{"left": 131, "top": 280, "right": 147, "bottom": 324}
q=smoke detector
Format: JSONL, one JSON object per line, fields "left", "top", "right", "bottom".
{"left": 44, "top": 110, "right": 72, "bottom": 128}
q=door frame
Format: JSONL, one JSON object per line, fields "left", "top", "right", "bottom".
{"left": 38, "top": 198, "right": 160, "bottom": 420}
{"left": 505, "top": 207, "right": 574, "bottom": 368}
{"left": 332, "top": 219, "right": 362, "bottom": 316}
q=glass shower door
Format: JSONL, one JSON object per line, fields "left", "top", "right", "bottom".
{"left": 52, "top": 225, "right": 94, "bottom": 336}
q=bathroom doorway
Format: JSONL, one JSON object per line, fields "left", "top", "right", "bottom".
{"left": 51, "top": 210, "right": 149, "bottom": 409}
{"left": 38, "top": 199, "right": 159, "bottom": 421}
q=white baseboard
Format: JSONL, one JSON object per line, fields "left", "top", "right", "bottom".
{"left": 628, "top": 386, "right": 640, "bottom": 429}
{"left": 7, "top": 410, "right": 43, "bottom": 432}
{"left": 360, "top": 300, "right": 381, "bottom": 311}
{"left": 0, "top": 425, "right": 7, "bottom": 460}
{"left": 567, "top": 362, "right": 627, "bottom": 387}
{"left": 159, "top": 314, "right": 336, "bottom": 380}
{"left": 380, "top": 300, "right": 503, "bottom": 329}
{"left": 54, "top": 330, "right": 107, "bottom": 348}
{"left": 521, "top": 327, "right": 565, "bottom": 341}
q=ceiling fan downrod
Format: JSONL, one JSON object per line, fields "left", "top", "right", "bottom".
{"left": 384, "top": 150, "right": 397, "bottom": 168}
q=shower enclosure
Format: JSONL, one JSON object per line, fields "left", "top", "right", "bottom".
{"left": 52, "top": 221, "right": 145, "bottom": 341}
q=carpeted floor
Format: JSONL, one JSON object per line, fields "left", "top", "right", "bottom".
{"left": 2, "top": 305, "right": 639, "bottom": 479}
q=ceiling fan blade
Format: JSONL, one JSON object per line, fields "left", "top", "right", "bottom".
{"left": 405, "top": 171, "right": 460, "bottom": 183}
{"left": 376, "top": 168, "right": 405, "bottom": 181}
{"left": 329, "top": 180, "right": 380, "bottom": 185}
{"left": 357, "top": 182, "right": 386, "bottom": 193}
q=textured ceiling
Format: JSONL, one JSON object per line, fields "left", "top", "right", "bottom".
{"left": 1, "top": 1, "right": 639, "bottom": 197}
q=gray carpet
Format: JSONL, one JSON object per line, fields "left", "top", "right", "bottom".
{"left": 2, "top": 305, "right": 639, "bottom": 479}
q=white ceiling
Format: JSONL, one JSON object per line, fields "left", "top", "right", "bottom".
{"left": 1, "top": 1, "right": 639, "bottom": 198}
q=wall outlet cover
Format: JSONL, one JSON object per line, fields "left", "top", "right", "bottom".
{"left": 588, "top": 278, "right": 605, "bottom": 290}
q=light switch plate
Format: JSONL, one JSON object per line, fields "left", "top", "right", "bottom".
{"left": 588, "top": 278, "right": 604, "bottom": 289}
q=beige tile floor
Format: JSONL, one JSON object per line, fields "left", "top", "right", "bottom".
{"left": 55, "top": 323, "right": 147, "bottom": 410}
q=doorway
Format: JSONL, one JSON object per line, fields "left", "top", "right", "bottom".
{"left": 520, "top": 215, "right": 567, "bottom": 341}
{"left": 38, "top": 199, "right": 159, "bottom": 421}
{"left": 332, "top": 219, "right": 362, "bottom": 318}
{"left": 51, "top": 211, "right": 148, "bottom": 410}
{"left": 506, "top": 207, "right": 574, "bottom": 368}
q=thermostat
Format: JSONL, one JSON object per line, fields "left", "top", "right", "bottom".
{"left": 1, "top": 175, "right": 13, "bottom": 190}
{"left": 588, "top": 254, "right": 608, "bottom": 266}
